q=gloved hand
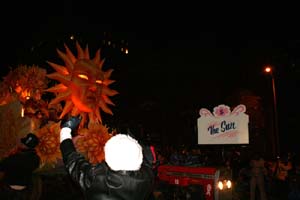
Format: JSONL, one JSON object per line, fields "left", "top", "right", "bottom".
{"left": 61, "top": 115, "right": 82, "bottom": 131}
{"left": 60, "top": 116, "right": 82, "bottom": 141}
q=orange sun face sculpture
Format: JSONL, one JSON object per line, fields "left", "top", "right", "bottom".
{"left": 45, "top": 41, "right": 118, "bottom": 125}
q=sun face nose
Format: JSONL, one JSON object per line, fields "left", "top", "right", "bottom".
{"left": 89, "top": 85, "right": 97, "bottom": 92}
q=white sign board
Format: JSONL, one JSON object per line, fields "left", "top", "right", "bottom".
{"left": 197, "top": 104, "right": 249, "bottom": 144}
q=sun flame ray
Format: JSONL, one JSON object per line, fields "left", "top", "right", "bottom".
{"left": 46, "top": 73, "right": 71, "bottom": 85}
{"left": 60, "top": 101, "right": 74, "bottom": 118}
{"left": 102, "top": 86, "right": 119, "bottom": 96}
{"left": 84, "top": 45, "right": 90, "bottom": 59}
{"left": 46, "top": 61, "right": 69, "bottom": 75}
{"left": 103, "top": 69, "right": 113, "bottom": 79}
{"left": 103, "top": 79, "right": 116, "bottom": 86}
{"left": 101, "top": 95, "right": 115, "bottom": 105}
{"left": 48, "top": 91, "right": 72, "bottom": 105}
{"left": 56, "top": 49, "right": 74, "bottom": 71}
{"left": 98, "top": 101, "right": 113, "bottom": 115}
{"left": 45, "top": 84, "right": 68, "bottom": 93}
{"left": 93, "top": 49, "right": 101, "bottom": 65}
{"left": 76, "top": 41, "right": 85, "bottom": 59}
{"left": 64, "top": 44, "right": 77, "bottom": 63}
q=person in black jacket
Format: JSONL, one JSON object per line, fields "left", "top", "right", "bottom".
{"left": 0, "top": 133, "right": 41, "bottom": 200}
{"left": 59, "top": 116, "right": 155, "bottom": 200}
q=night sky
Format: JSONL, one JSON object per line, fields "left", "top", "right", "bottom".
{"left": 1, "top": 2, "right": 300, "bottom": 152}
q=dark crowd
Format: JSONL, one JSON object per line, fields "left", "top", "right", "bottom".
{"left": 1, "top": 131, "right": 300, "bottom": 200}
{"left": 151, "top": 144, "right": 300, "bottom": 200}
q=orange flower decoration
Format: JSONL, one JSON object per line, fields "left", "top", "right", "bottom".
{"left": 35, "top": 122, "right": 62, "bottom": 167}
{"left": 74, "top": 123, "right": 114, "bottom": 164}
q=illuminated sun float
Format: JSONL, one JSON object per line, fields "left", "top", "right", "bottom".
{"left": 45, "top": 41, "right": 119, "bottom": 126}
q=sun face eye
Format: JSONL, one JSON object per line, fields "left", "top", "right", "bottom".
{"left": 78, "top": 74, "right": 89, "bottom": 80}
{"left": 96, "top": 80, "right": 103, "bottom": 84}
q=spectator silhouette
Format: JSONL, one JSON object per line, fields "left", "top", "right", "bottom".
{"left": 0, "top": 133, "right": 41, "bottom": 200}
{"left": 272, "top": 154, "right": 292, "bottom": 200}
{"left": 250, "top": 151, "right": 267, "bottom": 200}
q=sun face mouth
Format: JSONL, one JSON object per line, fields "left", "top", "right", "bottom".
{"left": 86, "top": 95, "right": 97, "bottom": 103}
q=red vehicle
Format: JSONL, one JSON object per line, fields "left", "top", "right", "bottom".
{"left": 157, "top": 164, "right": 232, "bottom": 200}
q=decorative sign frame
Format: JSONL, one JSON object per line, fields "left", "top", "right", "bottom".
{"left": 197, "top": 104, "right": 249, "bottom": 144}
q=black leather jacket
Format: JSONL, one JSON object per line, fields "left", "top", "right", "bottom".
{"left": 60, "top": 139, "right": 154, "bottom": 200}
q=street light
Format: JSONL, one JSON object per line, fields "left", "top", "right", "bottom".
{"left": 264, "top": 66, "right": 280, "bottom": 157}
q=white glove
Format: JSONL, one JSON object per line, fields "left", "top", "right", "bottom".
{"left": 60, "top": 127, "right": 72, "bottom": 143}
